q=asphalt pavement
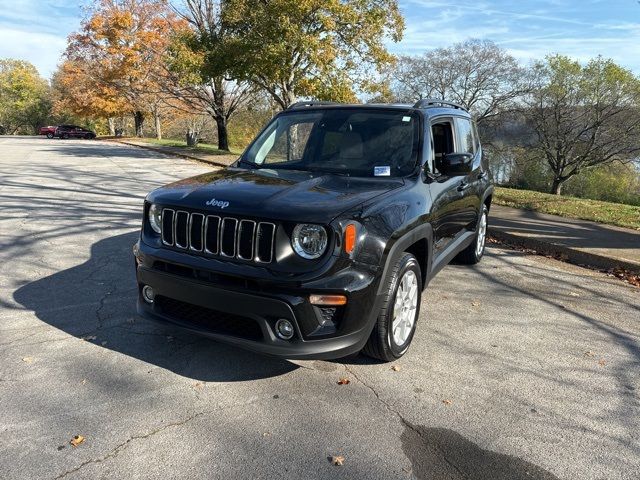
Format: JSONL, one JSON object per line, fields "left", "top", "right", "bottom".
{"left": 0, "top": 136, "right": 638, "bottom": 480}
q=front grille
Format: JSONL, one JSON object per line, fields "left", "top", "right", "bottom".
{"left": 155, "top": 296, "right": 263, "bottom": 340}
{"left": 161, "top": 208, "right": 276, "bottom": 264}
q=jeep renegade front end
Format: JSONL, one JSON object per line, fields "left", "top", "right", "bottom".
{"left": 134, "top": 100, "right": 493, "bottom": 361}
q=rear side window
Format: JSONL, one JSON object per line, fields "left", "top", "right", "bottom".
{"left": 472, "top": 121, "right": 481, "bottom": 151}
{"left": 455, "top": 118, "right": 475, "bottom": 155}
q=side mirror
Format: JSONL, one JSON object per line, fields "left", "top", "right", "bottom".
{"left": 441, "top": 153, "right": 473, "bottom": 176}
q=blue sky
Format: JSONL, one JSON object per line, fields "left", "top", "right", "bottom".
{"left": 0, "top": 0, "right": 639, "bottom": 79}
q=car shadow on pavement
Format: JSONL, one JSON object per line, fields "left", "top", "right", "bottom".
{"left": 401, "top": 423, "right": 560, "bottom": 480}
{"left": 13, "top": 231, "right": 298, "bottom": 382}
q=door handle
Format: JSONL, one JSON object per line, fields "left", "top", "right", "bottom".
{"left": 457, "top": 181, "right": 469, "bottom": 192}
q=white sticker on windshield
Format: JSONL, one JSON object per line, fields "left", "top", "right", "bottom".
{"left": 374, "top": 166, "right": 391, "bottom": 176}
{"left": 402, "top": 116, "right": 411, "bottom": 122}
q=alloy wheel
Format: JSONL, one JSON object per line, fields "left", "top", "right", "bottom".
{"left": 391, "top": 270, "right": 418, "bottom": 345}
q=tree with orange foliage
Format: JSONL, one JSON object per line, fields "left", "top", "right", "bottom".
{"left": 52, "top": 60, "right": 127, "bottom": 133}
{"left": 64, "top": 0, "right": 179, "bottom": 137}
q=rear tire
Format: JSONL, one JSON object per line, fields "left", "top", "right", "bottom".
{"left": 362, "top": 252, "right": 422, "bottom": 362}
{"left": 455, "top": 204, "right": 488, "bottom": 265}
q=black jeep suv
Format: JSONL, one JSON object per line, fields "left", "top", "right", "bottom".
{"left": 134, "top": 100, "right": 493, "bottom": 361}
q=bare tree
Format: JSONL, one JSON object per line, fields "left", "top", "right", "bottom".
{"left": 522, "top": 55, "right": 640, "bottom": 194}
{"left": 390, "top": 40, "right": 528, "bottom": 123}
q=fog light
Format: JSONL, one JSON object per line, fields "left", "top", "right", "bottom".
{"left": 142, "top": 285, "right": 155, "bottom": 304}
{"left": 275, "top": 318, "right": 294, "bottom": 340}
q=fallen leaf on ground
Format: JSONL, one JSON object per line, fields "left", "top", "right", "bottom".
{"left": 82, "top": 335, "right": 96, "bottom": 341}
{"left": 337, "top": 377, "right": 350, "bottom": 385}
{"left": 598, "top": 359, "right": 607, "bottom": 366}
{"left": 70, "top": 435, "right": 85, "bottom": 447}
{"left": 391, "top": 365, "right": 401, "bottom": 372}
{"left": 193, "top": 382, "right": 204, "bottom": 390}
{"left": 81, "top": 379, "right": 87, "bottom": 385}
{"left": 442, "top": 399, "right": 452, "bottom": 406}
{"left": 584, "top": 351, "right": 595, "bottom": 357}
{"left": 569, "top": 292, "right": 580, "bottom": 297}
{"left": 331, "top": 455, "right": 345, "bottom": 466}
{"left": 262, "top": 432, "right": 271, "bottom": 437}
{"left": 22, "top": 357, "right": 35, "bottom": 364}
{"left": 471, "top": 301, "right": 480, "bottom": 307}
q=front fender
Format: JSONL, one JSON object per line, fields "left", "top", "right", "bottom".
{"left": 375, "top": 223, "right": 433, "bottom": 295}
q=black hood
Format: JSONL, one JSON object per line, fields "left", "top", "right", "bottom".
{"left": 147, "top": 167, "right": 405, "bottom": 224}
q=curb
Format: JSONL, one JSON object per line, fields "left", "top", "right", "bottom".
{"left": 488, "top": 226, "right": 640, "bottom": 275}
{"left": 110, "top": 139, "right": 229, "bottom": 168}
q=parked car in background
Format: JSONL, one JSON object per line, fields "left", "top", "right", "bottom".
{"left": 39, "top": 126, "right": 57, "bottom": 138}
{"left": 54, "top": 125, "right": 96, "bottom": 139}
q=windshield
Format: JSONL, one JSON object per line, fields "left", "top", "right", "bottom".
{"left": 243, "top": 108, "right": 421, "bottom": 177}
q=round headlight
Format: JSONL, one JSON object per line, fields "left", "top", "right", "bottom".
{"left": 148, "top": 204, "right": 162, "bottom": 234}
{"left": 292, "top": 224, "right": 328, "bottom": 259}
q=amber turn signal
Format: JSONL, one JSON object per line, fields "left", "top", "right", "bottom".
{"left": 309, "top": 294, "right": 347, "bottom": 306}
{"left": 344, "top": 223, "right": 357, "bottom": 254}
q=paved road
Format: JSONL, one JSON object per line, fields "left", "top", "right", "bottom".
{"left": 490, "top": 205, "right": 640, "bottom": 273}
{"left": 1, "top": 136, "right": 639, "bottom": 480}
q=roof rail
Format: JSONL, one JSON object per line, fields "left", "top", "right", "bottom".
{"left": 413, "top": 98, "right": 468, "bottom": 112}
{"left": 287, "top": 101, "right": 341, "bottom": 110}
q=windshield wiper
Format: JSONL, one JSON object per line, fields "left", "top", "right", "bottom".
{"left": 237, "top": 158, "right": 259, "bottom": 169}
{"left": 306, "top": 166, "right": 351, "bottom": 177}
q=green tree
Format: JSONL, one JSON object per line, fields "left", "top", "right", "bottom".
{"left": 166, "top": 1, "right": 255, "bottom": 150}
{"left": 220, "top": 0, "right": 404, "bottom": 109}
{"left": 523, "top": 55, "right": 640, "bottom": 195}
{"left": 0, "top": 59, "right": 51, "bottom": 134}
{"left": 563, "top": 162, "right": 640, "bottom": 205}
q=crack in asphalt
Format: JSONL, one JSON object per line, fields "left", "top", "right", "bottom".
{"left": 52, "top": 411, "right": 206, "bottom": 480}
{"left": 342, "top": 364, "right": 469, "bottom": 479}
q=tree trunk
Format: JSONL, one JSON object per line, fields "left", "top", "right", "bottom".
{"left": 283, "top": 89, "right": 296, "bottom": 109}
{"left": 215, "top": 117, "right": 229, "bottom": 151}
{"left": 154, "top": 111, "right": 162, "bottom": 140}
{"left": 107, "top": 118, "right": 116, "bottom": 136}
{"left": 133, "top": 111, "right": 145, "bottom": 137}
{"left": 550, "top": 178, "right": 564, "bottom": 195}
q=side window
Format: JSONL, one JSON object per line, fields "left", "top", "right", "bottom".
{"left": 472, "top": 121, "right": 481, "bottom": 152}
{"left": 431, "top": 120, "right": 454, "bottom": 174}
{"left": 455, "top": 118, "right": 475, "bottom": 155}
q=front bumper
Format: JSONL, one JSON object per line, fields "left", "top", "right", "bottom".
{"left": 134, "top": 240, "right": 383, "bottom": 360}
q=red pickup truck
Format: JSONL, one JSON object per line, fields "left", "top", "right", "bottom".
{"left": 39, "top": 126, "right": 57, "bottom": 138}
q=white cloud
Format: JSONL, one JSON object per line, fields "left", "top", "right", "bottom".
{"left": 395, "top": 0, "right": 640, "bottom": 72}
{"left": 0, "top": 28, "right": 67, "bottom": 78}
{"left": 0, "top": 0, "right": 81, "bottom": 78}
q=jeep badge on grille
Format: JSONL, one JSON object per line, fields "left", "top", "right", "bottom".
{"left": 205, "top": 198, "right": 230, "bottom": 209}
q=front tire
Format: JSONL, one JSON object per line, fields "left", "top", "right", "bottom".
{"left": 455, "top": 204, "right": 488, "bottom": 265}
{"left": 363, "top": 252, "right": 422, "bottom": 362}
{"left": 46, "top": 132, "right": 53, "bottom": 139}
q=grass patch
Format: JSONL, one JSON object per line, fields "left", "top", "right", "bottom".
{"left": 494, "top": 187, "right": 640, "bottom": 230}
{"left": 141, "top": 137, "right": 242, "bottom": 156}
